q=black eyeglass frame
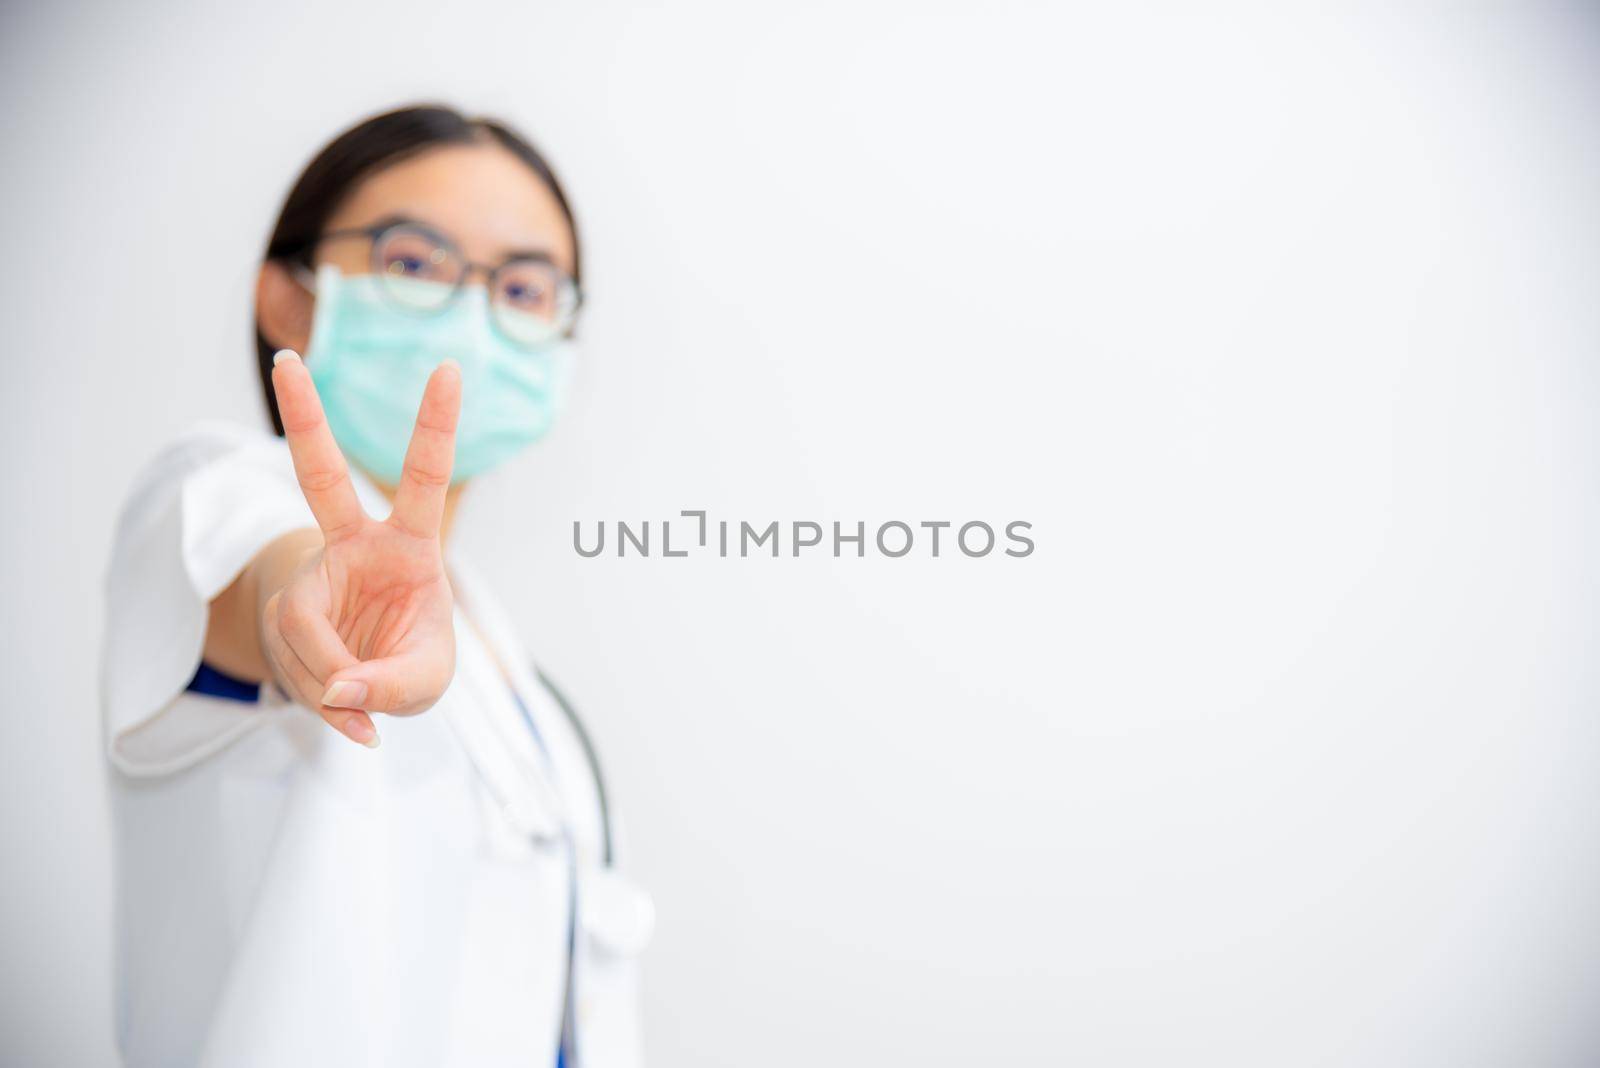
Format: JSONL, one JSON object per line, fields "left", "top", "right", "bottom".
{"left": 284, "top": 216, "right": 584, "bottom": 338}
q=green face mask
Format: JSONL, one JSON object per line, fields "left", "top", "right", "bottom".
{"left": 302, "top": 264, "right": 574, "bottom": 485}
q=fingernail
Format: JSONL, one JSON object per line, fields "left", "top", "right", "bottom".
{"left": 273, "top": 349, "right": 302, "bottom": 366}
{"left": 341, "top": 716, "right": 378, "bottom": 747}
{"left": 439, "top": 357, "right": 461, "bottom": 373}
{"left": 322, "top": 680, "right": 367, "bottom": 709}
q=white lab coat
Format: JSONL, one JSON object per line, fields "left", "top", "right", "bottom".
{"left": 101, "top": 421, "right": 651, "bottom": 1068}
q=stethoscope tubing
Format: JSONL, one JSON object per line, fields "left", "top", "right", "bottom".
{"left": 445, "top": 661, "right": 612, "bottom": 1068}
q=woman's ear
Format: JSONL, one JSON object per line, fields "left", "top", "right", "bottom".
{"left": 256, "top": 261, "right": 313, "bottom": 354}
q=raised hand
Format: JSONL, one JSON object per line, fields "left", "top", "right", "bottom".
{"left": 263, "top": 349, "right": 461, "bottom": 747}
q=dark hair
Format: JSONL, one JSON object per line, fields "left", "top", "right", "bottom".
{"left": 254, "top": 103, "right": 582, "bottom": 434}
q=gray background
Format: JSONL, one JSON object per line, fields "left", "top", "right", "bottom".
{"left": 3, "top": 2, "right": 1599, "bottom": 1065}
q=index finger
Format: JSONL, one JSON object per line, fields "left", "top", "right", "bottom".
{"left": 271, "top": 350, "right": 366, "bottom": 539}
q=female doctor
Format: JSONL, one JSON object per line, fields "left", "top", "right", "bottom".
{"left": 101, "top": 105, "right": 650, "bottom": 1067}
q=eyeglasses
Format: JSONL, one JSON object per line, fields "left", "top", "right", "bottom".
{"left": 291, "top": 218, "right": 583, "bottom": 348}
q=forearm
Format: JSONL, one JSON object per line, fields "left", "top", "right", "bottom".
{"left": 202, "top": 528, "right": 323, "bottom": 682}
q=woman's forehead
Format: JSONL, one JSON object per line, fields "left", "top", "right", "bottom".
{"left": 325, "top": 141, "right": 576, "bottom": 274}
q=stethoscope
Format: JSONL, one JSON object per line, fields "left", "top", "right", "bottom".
{"left": 446, "top": 614, "right": 615, "bottom": 1068}
{"left": 516, "top": 669, "right": 613, "bottom": 1068}
{"left": 534, "top": 668, "right": 615, "bottom": 866}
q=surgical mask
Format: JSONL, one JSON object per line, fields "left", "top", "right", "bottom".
{"left": 301, "top": 263, "right": 575, "bottom": 485}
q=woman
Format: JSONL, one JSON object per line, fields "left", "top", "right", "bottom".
{"left": 101, "top": 105, "right": 650, "bottom": 1068}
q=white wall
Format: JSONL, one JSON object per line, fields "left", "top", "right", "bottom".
{"left": 3, "top": 3, "right": 1599, "bottom": 1065}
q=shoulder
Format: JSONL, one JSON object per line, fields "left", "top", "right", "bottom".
{"left": 137, "top": 420, "right": 276, "bottom": 482}
{"left": 108, "top": 420, "right": 309, "bottom": 580}
{"left": 111, "top": 422, "right": 271, "bottom": 538}
{"left": 119, "top": 420, "right": 277, "bottom": 508}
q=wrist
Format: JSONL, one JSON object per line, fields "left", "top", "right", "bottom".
{"left": 251, "top": 529, "right": 323, "bottom": 654}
